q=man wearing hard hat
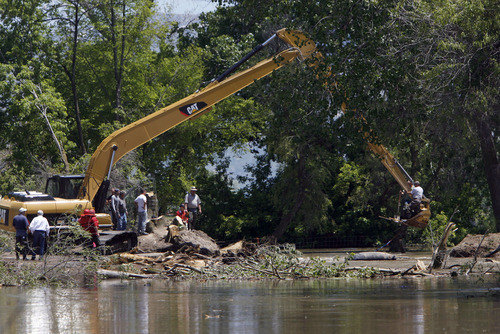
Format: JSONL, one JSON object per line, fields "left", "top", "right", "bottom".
{"left": 13, "top": 208, "right": 30, "bottom": 260}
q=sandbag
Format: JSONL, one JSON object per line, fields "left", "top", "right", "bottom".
{"left": 352, "top": 252, "right": 396, "bottom": 260}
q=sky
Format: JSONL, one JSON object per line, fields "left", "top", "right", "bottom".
{"left": 158, "top": 0, "right": 219, "bottom": 15}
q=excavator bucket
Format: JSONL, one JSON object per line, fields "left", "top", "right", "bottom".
{"left": 405, "top": 208, "right": 431, "bottom": 228}
{"left": 381, "top": 199, "right": 430, "bottom": 229}
{"left": 276, "top": 29, "right": 317, "bottom": 61}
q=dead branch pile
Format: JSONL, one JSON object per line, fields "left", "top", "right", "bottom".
{"left": 97, "top": 241, "right": 442, "bottom": 280}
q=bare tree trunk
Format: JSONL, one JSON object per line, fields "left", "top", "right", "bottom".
{"left": 110, "top": 3, "right": 124, "bottom": 113}
{"left": 475, "top": 111, "right": 500, "bottom": 231}
{"left": 70, "top": 2, "right": 86, "bottom": 154}
{"left": 273, "top": 156, "right": 307, "bottom": 239}
{"left": 31, "top": 87, "right": 70, "bottom": 172}
{"left": 53, "top": 1, "right": 87, "bottom": 154}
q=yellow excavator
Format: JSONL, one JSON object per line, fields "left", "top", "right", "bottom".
{"left": 0, "top": 28, "right": 428, "bottom": 253}
{"left": 346, "top": 106, "right": 430, "bottom": 228}
{"left": 0, "top": 29, "right": 316, "bottom": 252}
{"left": 367, "top": 141, "right": 431, "bottom": 228}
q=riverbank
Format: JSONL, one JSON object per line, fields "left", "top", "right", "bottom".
{"left": 1, "top": 243, "right": 498, "bottom": 287}
{"left": 1, "top": 228, "right": 500, "bottom": 287}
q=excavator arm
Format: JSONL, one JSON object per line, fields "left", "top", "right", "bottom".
{"left": 367, "top": 142, "right": 430, "bottom": 228}
{"left": 78, "top": 29, "right": 317, "bottom": 205}
{"left": 339, "top": 99, "right": 430, "bottom": 228}
{"left": 367, "top": 142, "right": 413, "bottom": 193}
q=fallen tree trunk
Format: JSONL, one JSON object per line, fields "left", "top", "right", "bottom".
{"left": 97, "top": 269, "right": 156, "bottom": 279}
{"left": 118, "top": 253, "right": 155, "bottom": 263}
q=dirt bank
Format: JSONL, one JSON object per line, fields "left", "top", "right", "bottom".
{"left": 449, "top": 233, "right": 500, "bottom": 258}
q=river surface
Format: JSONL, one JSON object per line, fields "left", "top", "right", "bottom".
{"left": 1, "top": 275, "right": 499, "bottom": 334}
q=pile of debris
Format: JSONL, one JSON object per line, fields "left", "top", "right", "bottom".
{"left": 96, "top": 217, "right": 500, "bottom": 280}
{"left": 98, "top": 215, "right": 260, "bottom": 279}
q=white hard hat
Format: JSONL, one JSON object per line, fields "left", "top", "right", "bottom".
{"left": 37, "top": 210, "right": 43, "bottom": 215}
{"left": 19, "top": 208, "right": 27, "bottom": 213}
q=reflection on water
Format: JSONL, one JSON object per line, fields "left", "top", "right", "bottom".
{"left": 1, "top": 277, "right": 500, "bottom": 333}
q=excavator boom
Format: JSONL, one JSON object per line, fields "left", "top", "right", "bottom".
{"left": 367, "top": 144, "right": 412, "bottom": 193}
{"left": 78, "top": 29, "right": 316, "bottom": 206}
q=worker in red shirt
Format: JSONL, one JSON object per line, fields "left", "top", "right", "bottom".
{"left": 78, "top": 209, "right": 101, "bottom": 248}
{"left": 176, "top": 204, "right": 188, "bottom": 228}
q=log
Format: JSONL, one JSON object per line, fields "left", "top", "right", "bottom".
{"left": 118, "top": 253, "right": 154, "bottom": 263}
{"left": 97, "top": 269, "right": 155, "bottom": 279}
{"left": 167, "top": 225, "right": 180, "bottom": 243}
{"left": 166, "top": 263, "right": 204, "bottom": 274}
{"left": 345, "top": 267, "right": 433, "bottom": 276}
{"left": 194, "top": 253, "right": 213, "bottom": 260}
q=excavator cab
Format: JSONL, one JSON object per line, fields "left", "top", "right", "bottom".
{"left": 45, "top": 175, "right": 84, "bottom": 199}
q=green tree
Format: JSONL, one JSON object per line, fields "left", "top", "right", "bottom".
{"left": 48, "top": 0, "right": 89, "bottom": 154}
{"left": 399, "top": 0, "right": 500, "bottom": 230}
{"left": 0, "top": 63, "right": 74, "bottom": 174}
{"left": 185, "top": 0, "right": 414, "bottom": 240}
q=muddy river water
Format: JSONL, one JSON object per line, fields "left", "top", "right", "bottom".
{"left": 1, "top": 275, "right": 500, "bottom": 334}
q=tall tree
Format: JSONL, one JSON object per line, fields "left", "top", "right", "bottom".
{"left": 0, "top": 0, "right": 75, "bottom": 176}
{"left": 388, "top": 0, "right": 500, "bottom": 230}
{"left": 81, "top": 0, "right": 159, "bottom": 123}
{"left": 49, "top": 0, "right": 88, "bottom": 154}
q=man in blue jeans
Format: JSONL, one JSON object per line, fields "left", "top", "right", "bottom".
{"left": 117, "top": 190, "right": 128, "bottom": 230}
{"left": 29, "top": 210, "right": 50, "bottom": 260}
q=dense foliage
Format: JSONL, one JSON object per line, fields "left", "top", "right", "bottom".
{"left": 1, "top": 0, "right": 499, "bottom": 246}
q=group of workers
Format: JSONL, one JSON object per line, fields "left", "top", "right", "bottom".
{"left": 12, "top": 185, "right": 201, "bottom": 260}
{"left": 13, "top": 207, "right": 101, "bottom": 260}
{"left": 108, "top": 186, "right": 201, "bottom": 233}
{"left": 13, "top": 209, "right": 50, "bottom": 260}
{"left": 108, "top": 187, "right": 148, "bottom": 234}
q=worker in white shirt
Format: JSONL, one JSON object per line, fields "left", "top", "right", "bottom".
{"left": 29, "top": 210, "right": 50, "bottom": 260}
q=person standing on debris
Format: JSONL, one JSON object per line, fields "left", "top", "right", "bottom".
{"left": 134, "top": 188, "right": 148, "bottom": 235}
{"left": 184, "top": 186, "right": 202, "bottom": 230}
{"left": 110, "top": 188, "right": 121, "bottom": 230}
{"left": 78, "top": 209, "right": 101, "bottom": 248}
{"left": 13, "top": 208, "right": 30, "bottom": 260}
{"left": 117, "top": 190, "right": 128, "bottom": 230}
{"left": 29, "top": 210, "right": 50, "bottom": 260}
